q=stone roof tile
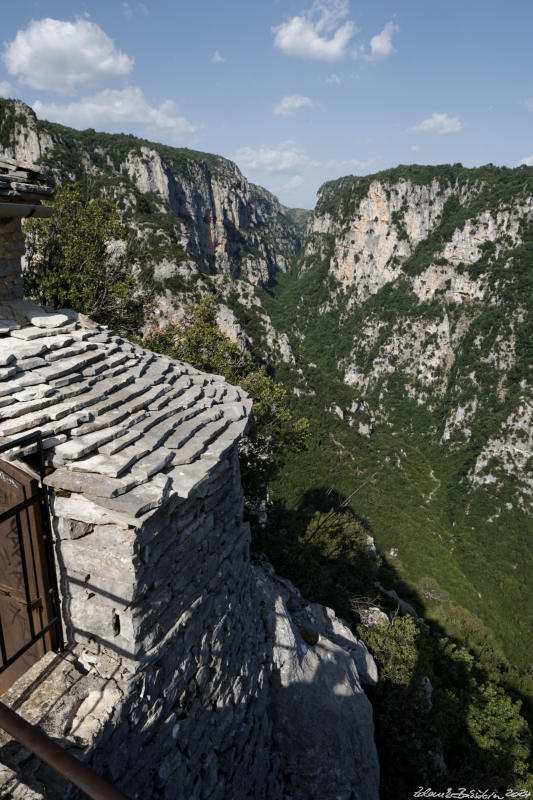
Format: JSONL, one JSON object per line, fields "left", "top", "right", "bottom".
{"left": 0, "top": 300, "right": 251, "bottom": 521}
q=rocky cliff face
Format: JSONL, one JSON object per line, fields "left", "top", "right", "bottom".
{"left": 0, "top": 99, "right": 56, "bottom": 163}
{"left": 0, "top": 100, "right": 301, "bottom": 292}
{"left": 305, "top": 168, "right": 533, "bottom": 515}
{"left": 313, "top": 173, "right": 532, "bottom": 305}
{"left": 311, "top": 178, "right": 456, "bottom": 298}
{"left": 121, "top": 144, "right": 299, "bottom": 283}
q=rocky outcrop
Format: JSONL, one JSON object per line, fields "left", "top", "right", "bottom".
{"left": 311, "top": 174, "right": 532, "bottom": 304}
{"left": 0, "top": 99, "right": 55, "bottom": 164}
{"left": 410, "top": 262, "right": 487, "bottom": 304}
{"left": 311, "top": 178, "right": 458, "bottom": 300}
{"left": 469, "top": 399, "right": 533, "bottom": 513}
{"left": 440, "top": 202, "right": 533, "bottom": 266}
{"left": 124, "top": 145, "right": 300, "bottom": 283}
{"left": 343, "top": 311, "right": 456, "bottom": 402}
{"left": 0, "top": 101, "right": 301, "bottom": 289}
{"left": 256, "top": 562, "right": 380, "bottom": 800}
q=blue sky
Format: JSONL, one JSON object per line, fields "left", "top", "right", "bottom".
{"left": 1, "top": 0, "right": 532, "bottom": 208}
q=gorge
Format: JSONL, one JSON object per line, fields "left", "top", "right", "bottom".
{"left": 1, "top": 98, "right": 532, "bottom": 795}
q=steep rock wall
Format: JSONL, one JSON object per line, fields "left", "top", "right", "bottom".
{"left": 0, "top": 101, "right": 300, "bottom": 288}
{"left": 304, "top": 169, "right": 533, "bottom": 514}
{"left": 311, "top": 179, "right": 454, "bottom": 298}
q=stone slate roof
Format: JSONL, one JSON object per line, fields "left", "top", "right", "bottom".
{"left": 0, "top": 299, "right": 251, "bottom": 527}
{"left": 0, "top": 157, "right": 54, "bottom": 203}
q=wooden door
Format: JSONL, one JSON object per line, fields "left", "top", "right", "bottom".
{"left": 0, "top": 460, "right": 57, "bottom": 694}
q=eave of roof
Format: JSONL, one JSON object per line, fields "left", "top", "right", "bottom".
{"left": 0, "top": 156, "right": 54, "bottom": 203}
{"left": 0, "top": 300, "right": 251, "bottom": 529}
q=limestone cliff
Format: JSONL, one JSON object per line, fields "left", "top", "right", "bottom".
{"left": 304, "top": 167, "right": 533, "bottom": 515}
{"left": 0, "top": 99, "right": 301, "bottom": 290}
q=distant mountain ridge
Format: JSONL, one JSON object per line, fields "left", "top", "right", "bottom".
{"left": 0, "top": 98, "right": 302, "bottom": 288}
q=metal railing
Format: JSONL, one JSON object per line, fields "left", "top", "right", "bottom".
{"left": 0, "top": 700, "right": 129, "bottom": 800}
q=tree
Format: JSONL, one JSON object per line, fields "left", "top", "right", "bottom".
{"left": 466, "top": 682, "right": 531, "bottom": 782}
{"left": 143, "top": 296, "right": 309, "bottom": 501}
{"left": 24, "top": 183, "right": 151, "bottom": 332}
{"left": 361, "top": 614, "right": 420, "bottom": 685}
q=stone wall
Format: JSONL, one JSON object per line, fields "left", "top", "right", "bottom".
{"left": 0, "top": 218, "right": 24, "bottom": 301}
{"left": 43, "top": 445, "right": 277, "bottom": 799}
{"left": 1, "top": 442, "right": 379, "bottom": 800}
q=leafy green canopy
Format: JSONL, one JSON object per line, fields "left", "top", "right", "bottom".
{"left": 143, "top": 296, "right": 309, "bottom": 501}
{"left": 24, "top": 183, "right": 152, "bottom": 333}
{"left": 257, "top": 485, "right": 533, "bottom": 796}
{"left": 362, "top": 615, "right": 532, "bottom": 796}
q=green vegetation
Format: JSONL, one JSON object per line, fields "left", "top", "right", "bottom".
{"left": 279, "top": 205, "right": 313, "bottom": 236}
{"left": 256, "top": 499, "right": 378, "bottom": 620}
{"left": 37, "top": 119, "right": 225, "bottom": 178}
{"left": 143, "top": 296, "right": 309, "bottom": 501}
{"left": 316, "top": 162, "right": 533, "bottom": 225}
{"left": 363, "top": 615, "right": 532, "bottom": 796}
{"left": 24, "top": 183, "right": 153, "bottom": 332}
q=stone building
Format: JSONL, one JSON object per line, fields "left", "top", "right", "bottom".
{"left": 0, "top": 158, "right": 379, "bottom": 800}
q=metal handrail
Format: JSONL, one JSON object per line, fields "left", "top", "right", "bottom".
{"left": 0, "top": 700, "right": 129, "bottom": 800}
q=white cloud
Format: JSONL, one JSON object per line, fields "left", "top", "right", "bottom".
{"left": 519, "top": 156, "right": 533, "bottom": 166}
{"left": 274, "top": 95, "right": 314, "bottom": 117}
{"left": 3, "top": 18, "right": 133, "bottom": 94}
{"left": 411, "top": 112, "right": 462, "bottom": 135}
{"left": 326, "top": 73, "right": 341, "bottom": 84}
{"left": 282, "top": 175, "right": 304, "bottom": 191}
{"left": 211, "top": 50, "right": 226, "bottom": 64}
{"left": 411, "top": 144, "right": 421, "bottom": 152}
{"left": 524, "top": 98, "right": 533, "bottom": 112}
{"left": 33, "top": 87, "right": 196, "bottom": 142}
{"left": 350, "top": 158, "right": 374, "bottom": 169}
{"left": 121, "top": 2, "right": 148, "bottom": 17}
{"left": 369, "top": 21, "right": 399, "bottom": 59}
{"left": 325, "top": 156, "right": 377, "bottom": 171}
{"left": 234, "top": 142, "right": 319, "bottom": 173}
{"left": 273, "top": 0, "right": 356, "bottom": 62}
{"left": 0, "top": 80, "right": 14, "bottom": 98}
